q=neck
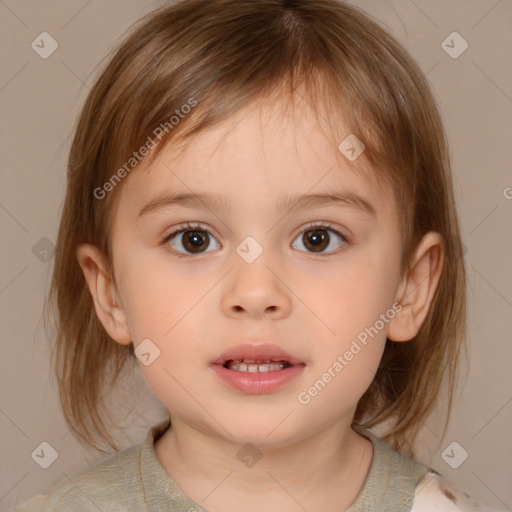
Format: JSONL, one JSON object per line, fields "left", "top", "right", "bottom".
{"left": 154, "top": 414, "right": 373, "bottom": 512}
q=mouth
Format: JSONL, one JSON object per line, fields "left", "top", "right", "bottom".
{"left": 222, "top": 359, "right": 294, "bottom": 372}
{"left": 210, "top": 343, "right": 305, "bottom": 394}
{"left": 212, "top": 342, "right": 305, "bottom": 371}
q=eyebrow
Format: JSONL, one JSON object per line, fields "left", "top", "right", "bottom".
{"left": 138, "top": 190, "right": 376, "bottom": 217}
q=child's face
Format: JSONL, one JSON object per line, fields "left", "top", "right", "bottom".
{"left": 107, "top": 96, "right": 406, "bottom": 446}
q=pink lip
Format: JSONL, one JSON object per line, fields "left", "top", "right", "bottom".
{"left": 210, "top": 363, "right": 305, "bottom": 394}
{"left": 211, "top": 343, "right": 304, "bottom": 366}
{"left": 210, "top": 343, "right": 305, "bottom": 394}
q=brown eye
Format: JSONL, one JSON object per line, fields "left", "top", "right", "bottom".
{"left": 181, "top": 230, "right": 209, "bottom": 253}
{"left": 302, "top": 228, "right": 329, "bottom": 252}
{"left": 167, "top": 225, "right": 220, "bottom": 255}
{"left": 292, "top": 224, "right": 347, "bottom": 254}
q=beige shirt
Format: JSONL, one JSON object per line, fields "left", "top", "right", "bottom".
{"left": 14, "top": 420, "right": 497, "bottom": 511}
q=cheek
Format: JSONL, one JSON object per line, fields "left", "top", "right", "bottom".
{"left": 298, "top": 241, "right": 400, "bottom": 397}
{"left": 120, "top": 255, "right": 212, "bottom": 410}
{"left": 305, "top": 245, "right": 400, "bottom": 342}
{"left": 117, "top": 250, "right": 216, "bottom": 385}
{"left": 137, "top": 361, "right": 212, "bottom": 425}
{"left": 116, "top": 247, "right": 208, "bottom": 341}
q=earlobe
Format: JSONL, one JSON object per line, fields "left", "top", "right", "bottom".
{"left": 76, "top": 243, "right": 132, "bottom": 345}
{"left": 387, "top": 232, "right": 444, "bottom": 342}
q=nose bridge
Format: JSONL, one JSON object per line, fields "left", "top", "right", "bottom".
{"left": 222, "top": 234, "right": 291, "bottom": 318}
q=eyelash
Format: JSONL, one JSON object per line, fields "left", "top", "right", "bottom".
{"left": 160, "top": 221, "right": 349, "bottom": 258}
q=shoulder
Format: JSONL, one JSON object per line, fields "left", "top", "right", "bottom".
{"left": 348, "top": 428, "right": 430, "bottom": 511}
{"left": 350, "top": 428, "right": 504, "bottom": 512}
{"left": 411, "top": 472, "right": 505, "bottom": 512}
{"left": 15, "top": 442, "right": 145, "bottom": 512}
{"left": 14, "top": 495, "right": 46, "bottom": 512}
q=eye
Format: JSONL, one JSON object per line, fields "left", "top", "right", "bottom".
{"left": 163, "top": 223, "right": 220, "bottom": 255}
{"left": 162, "top": 222, "right": 348, "bottom": 257}
{"left": 292, "top": 223, "right": 347, "bottom": 254}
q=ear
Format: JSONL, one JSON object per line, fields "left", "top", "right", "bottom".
{"left": 387, "top": 232, "right": 444, "bottom": 342}
{"left": 76, "top": 243, "right": 132, "bottom": 345}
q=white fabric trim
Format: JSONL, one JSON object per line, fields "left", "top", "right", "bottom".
{"left": 411, "top": 473, "right": 506, "bottom": 512}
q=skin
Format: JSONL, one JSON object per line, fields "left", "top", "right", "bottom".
{"left": 77, "top": 93, "right": 444, "bottom": 512}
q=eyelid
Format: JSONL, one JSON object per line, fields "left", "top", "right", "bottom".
{"left": 161, "top": 221, "right": 350, "bottom": 257}
{"left": 163, "top": 222, "right": 218, "bottom": 240}
{"left": 161, "top": 222, "right": 221, "bottom": 258}
{"left": 295, "top": 221, "right": 346, "bottom": 237}
{"left": 163, "top": 221, "right": 348, "bottom": 241}
{"left": 292, "top": 221, "right": 350, "bottom": 246}
{"left": 291, "top": 222, "right": 349, "bottom": 254}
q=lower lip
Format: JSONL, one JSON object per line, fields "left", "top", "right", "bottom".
{"left": 210, "top": 363, "right": 305, "bottom": 394}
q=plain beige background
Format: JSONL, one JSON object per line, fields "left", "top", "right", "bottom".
{"left": 1, "top": 1, "right": 511, "bottom": 511}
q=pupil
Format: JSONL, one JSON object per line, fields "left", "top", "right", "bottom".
{"left": 180, "top": 229, "right": 330, "bottom": 254}
{"left": 305, "top": 229, "right": 328, "bottom": 252}
{"left": 184, "top": 230, "right": 208, "bottom": 252}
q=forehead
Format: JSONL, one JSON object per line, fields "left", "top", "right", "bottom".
{"left": 117, "top": 94, "right": 394, "bottom": 220}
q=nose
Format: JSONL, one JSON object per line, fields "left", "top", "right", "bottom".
{"left": 221, "top": 249, "right": 292, "bottom": 320}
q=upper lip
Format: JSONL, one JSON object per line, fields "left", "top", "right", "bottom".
{"left": 211, "top": 343, "right": 305, "bottom": 366}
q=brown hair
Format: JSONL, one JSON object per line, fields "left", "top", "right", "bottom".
{"left": 47, "top": 0, "right": 467, "bottom": 456}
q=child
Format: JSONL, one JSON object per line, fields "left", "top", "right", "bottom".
{"left": 15, "top": 0, "right": 502, "bottom": 511}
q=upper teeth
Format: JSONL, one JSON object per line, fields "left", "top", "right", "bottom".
{"left": 225, "top": 359, "right": 290, "bottom": 372}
